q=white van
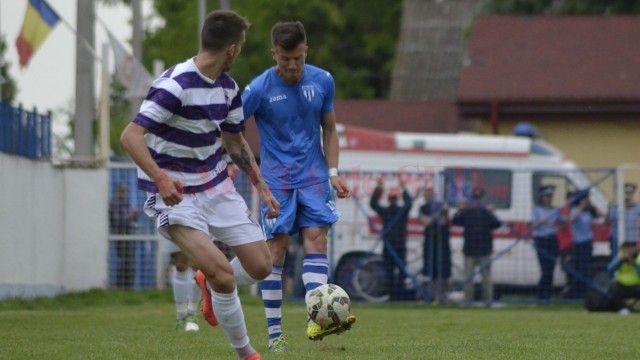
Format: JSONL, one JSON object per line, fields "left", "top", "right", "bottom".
{"left": 329, "top": 124, "right": 611, "bottom": 302}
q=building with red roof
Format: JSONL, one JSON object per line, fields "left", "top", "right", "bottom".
{"left": 457, "top": 15, "right": 640, "bottom": 168}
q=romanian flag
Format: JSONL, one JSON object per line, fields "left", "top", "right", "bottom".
{"left": 15, "top": 0, "right": 60, "bottom": 68}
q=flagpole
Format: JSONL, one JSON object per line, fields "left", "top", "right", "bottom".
{"left": 59, "top": 17, "right": 101, "bottom": 62}
{"left": 99, "top": 42, "right": 111, "bottom": 167}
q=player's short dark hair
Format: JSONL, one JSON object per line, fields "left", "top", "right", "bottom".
{"left": 201, "top": 10, "right": 250, "bottom": 53}
{"left": 621, "top": 241, "right": 637, "bottom": 250}
{"left": 271, "top": 21, "right": 306, "bottom": 51}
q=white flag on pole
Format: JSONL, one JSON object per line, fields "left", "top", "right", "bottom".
{"left": 106, "top": 30, "right": 154, "bottom": 99}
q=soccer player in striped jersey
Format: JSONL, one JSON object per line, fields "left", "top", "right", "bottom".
{"left": 120, "top": 10, "right": 278, "bottom": 360}
{"left": 241, "top": 21, "right": 355, "bottom": 351}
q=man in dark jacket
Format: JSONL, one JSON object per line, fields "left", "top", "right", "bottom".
{"left": 370, "top": 179, "right": 413, "bottom": 300}
{"left": 452, "top": 187, "right": 501, "bottom": 303}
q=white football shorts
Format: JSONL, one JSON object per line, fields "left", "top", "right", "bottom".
{"left": 144, "top": 178, "right": 264, "bottom": 251}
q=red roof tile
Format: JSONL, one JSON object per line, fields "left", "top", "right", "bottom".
{"left": 458, "top": 16, "right": 640, "bottom": 104}
{"left": 333, "top": 99, "right": 462, "bottom": 132}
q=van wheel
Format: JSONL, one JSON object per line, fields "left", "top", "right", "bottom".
{"left": 335, "top": 255, "right": 390, "bottom": 303}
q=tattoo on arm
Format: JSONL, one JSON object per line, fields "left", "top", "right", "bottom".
{"left": 229, "top": 143, "right": 260, "bottom": 186}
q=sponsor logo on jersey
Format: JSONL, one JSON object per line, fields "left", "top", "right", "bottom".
{"left": 269, "top": 94, "right": 287, "bottom": 103}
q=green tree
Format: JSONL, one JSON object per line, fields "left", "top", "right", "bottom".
{"left": 0, "top": 35, "right": 18, "bottom": 103}
{"left": 480, "top": 0, "right": 640, "bottom": 15}
{"left": 108, "top": 78, "right": 132, "bottom": 157}
{"left": 143, "top": 0, "right": 402, "bottom": 98}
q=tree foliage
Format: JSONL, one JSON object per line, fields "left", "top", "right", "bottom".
{"left": 0, "top": 36, "right": 18, "bottom": 103}
{"left": 142, "top": 0, "right": 402, "bottom": 98}
{"left": 108, "top": 78, "right": 132, "bottom": 156}
{"left": 479, "top": 0, "right": 640, "bottom": 15}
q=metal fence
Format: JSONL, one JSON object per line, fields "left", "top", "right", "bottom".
{"left": 0, "top": 102, "right": 52, "bottom": 159}
{"left": 107, "top": 161, "right": 254, "bottom": 290}
{"left": 329, "top": 167, "right": 622, "bottom": 305}
{"left": 108, "top": 162, "right": 640, "bottom": 306}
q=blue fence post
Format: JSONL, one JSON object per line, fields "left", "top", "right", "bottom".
{"left": 0, "top": 102, "right": 6, "bottom": 153}
{"left": 28, "top": 107, "right": 35, "bottom": 159}
{"left": 16, "top": 103, "right": 23, "bottom": 156}
{"left": 45, "top": 110, "right": 52, "bottom": 158}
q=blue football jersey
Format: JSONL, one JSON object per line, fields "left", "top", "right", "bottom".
{"left": 242, "top": 64, "right": 335, "bottom": 190}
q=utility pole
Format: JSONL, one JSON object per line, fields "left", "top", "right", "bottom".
{"left": 130, "top": 0, "right": 144, "bottom": 122}
{"left": 199, "top": 1, "right": 231, "bottom": 46}
{"left": 74, "top": 0, "right": 96, "bottom": 161}
{"left": 198, "top": 0, "right": 206, "bottom": 46}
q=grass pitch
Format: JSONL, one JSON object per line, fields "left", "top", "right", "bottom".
{"left": 1, "top": 289, "right": 639, "bottom": 359}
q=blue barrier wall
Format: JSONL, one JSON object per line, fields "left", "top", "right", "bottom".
{"left": 0, "top": 102, "right": 52, "bottom": 159}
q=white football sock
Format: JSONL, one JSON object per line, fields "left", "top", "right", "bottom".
{"left": 187, "top": 268, "right": 201, "bottom": 315}
{"left": 172, "top": 268, "right": 190, "bottom": 320}
{"left": 211, "top": 288, "right": 255, "bottom": 357}
{"left": 230, "top": 256, "right": 259, "bottom": 286}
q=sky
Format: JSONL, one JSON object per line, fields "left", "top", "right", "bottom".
{"left": 1, "top": 0, "right": 156, "bottom": 135}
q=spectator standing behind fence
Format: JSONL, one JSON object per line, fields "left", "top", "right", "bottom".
{"left": 109, "top": 183, "right": 141, "bottom": 289}
{"left": 370, "top": 178, "right": 413, "bottom": 301}
{"left": 607, "top": 241, "right": 640, "bottom": 315}
{"left": 607, "top": 183, "right": 640, "bottom": 249}
{"left": 531, "top": 185, "right": 566, "bottom": 302}
{"left": 567, "top": 189, "right": 603, "bottom": 299}
{"left": 419, "top": 187, "right": 451, "bottom": 304}
{"left": 452, "top": 187, "right": 501, "bottom": 304}
{"left": 557, "top": 190, "right": 575, "bottom": 295}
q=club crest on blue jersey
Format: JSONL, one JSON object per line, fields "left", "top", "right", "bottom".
{"left": 302, "top": 85, "right": 315, "bottom": 102}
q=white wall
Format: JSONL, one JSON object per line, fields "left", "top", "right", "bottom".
{"left": 0, "top": 153, "right": 109, "bottom": 299}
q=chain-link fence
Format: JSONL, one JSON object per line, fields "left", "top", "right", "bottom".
{"left": 109, "top": 161, "right": 640, "bottom": 306}
{"left": 107, "top": 161, "right": 253, "bottom": 290}
{"left": 329, "top": 167, "right": 621, "bottom": 305}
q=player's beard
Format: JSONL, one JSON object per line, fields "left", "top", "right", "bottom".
{"left": 222, "top": 58, "right": 233, "bottom": 73}
{"left": 277, "top": 66, "right": 303, "bottom": 83}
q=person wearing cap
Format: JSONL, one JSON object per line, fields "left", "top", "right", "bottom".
{"left": 607, "top": 183, "right": 640, "bottom": 250}
{"left": 567, "top": 189, "right": 603, "bottom": 299}
{"left": 370, "top": 178, "right": 413, "bottom": 300}
{"left": 531, "top": 185, "right": 566, "bottom": 302}
{"left": 452, "top": 187, "right": 502, "bottom": 303}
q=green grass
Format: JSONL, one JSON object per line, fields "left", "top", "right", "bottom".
{"left": 1, "top": 289, "right": 639, "bottom": 359}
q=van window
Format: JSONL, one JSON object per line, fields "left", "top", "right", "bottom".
{"left": 444, "top": 168, "right": 512, "bottom": 209}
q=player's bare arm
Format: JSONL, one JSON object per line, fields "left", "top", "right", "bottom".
{"left": 120, "top": 123, "right": 184, "bottom": 206}
{"left": 321, "top": 112, "right": 350, "bottom": 198}
{"left": 222, "top": 131, "right": 280, "bottom": 218}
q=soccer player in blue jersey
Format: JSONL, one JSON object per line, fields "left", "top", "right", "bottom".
{"left": 120, "top": 10, "right": 278, "bottom": 360}
{"left": 241, "top": 21, "right": 355, "bottom": 351}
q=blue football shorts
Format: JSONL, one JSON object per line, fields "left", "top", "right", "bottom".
{"left": 261, "top": 181, "right": 340, "bottom": 240}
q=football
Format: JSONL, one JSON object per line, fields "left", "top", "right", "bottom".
{"left": 306, "top": 284, "right": 351, "bottom": 328}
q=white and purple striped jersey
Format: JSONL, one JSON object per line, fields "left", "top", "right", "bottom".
{"left": 132, "top": 57, "right": 244, "bottom": 194}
